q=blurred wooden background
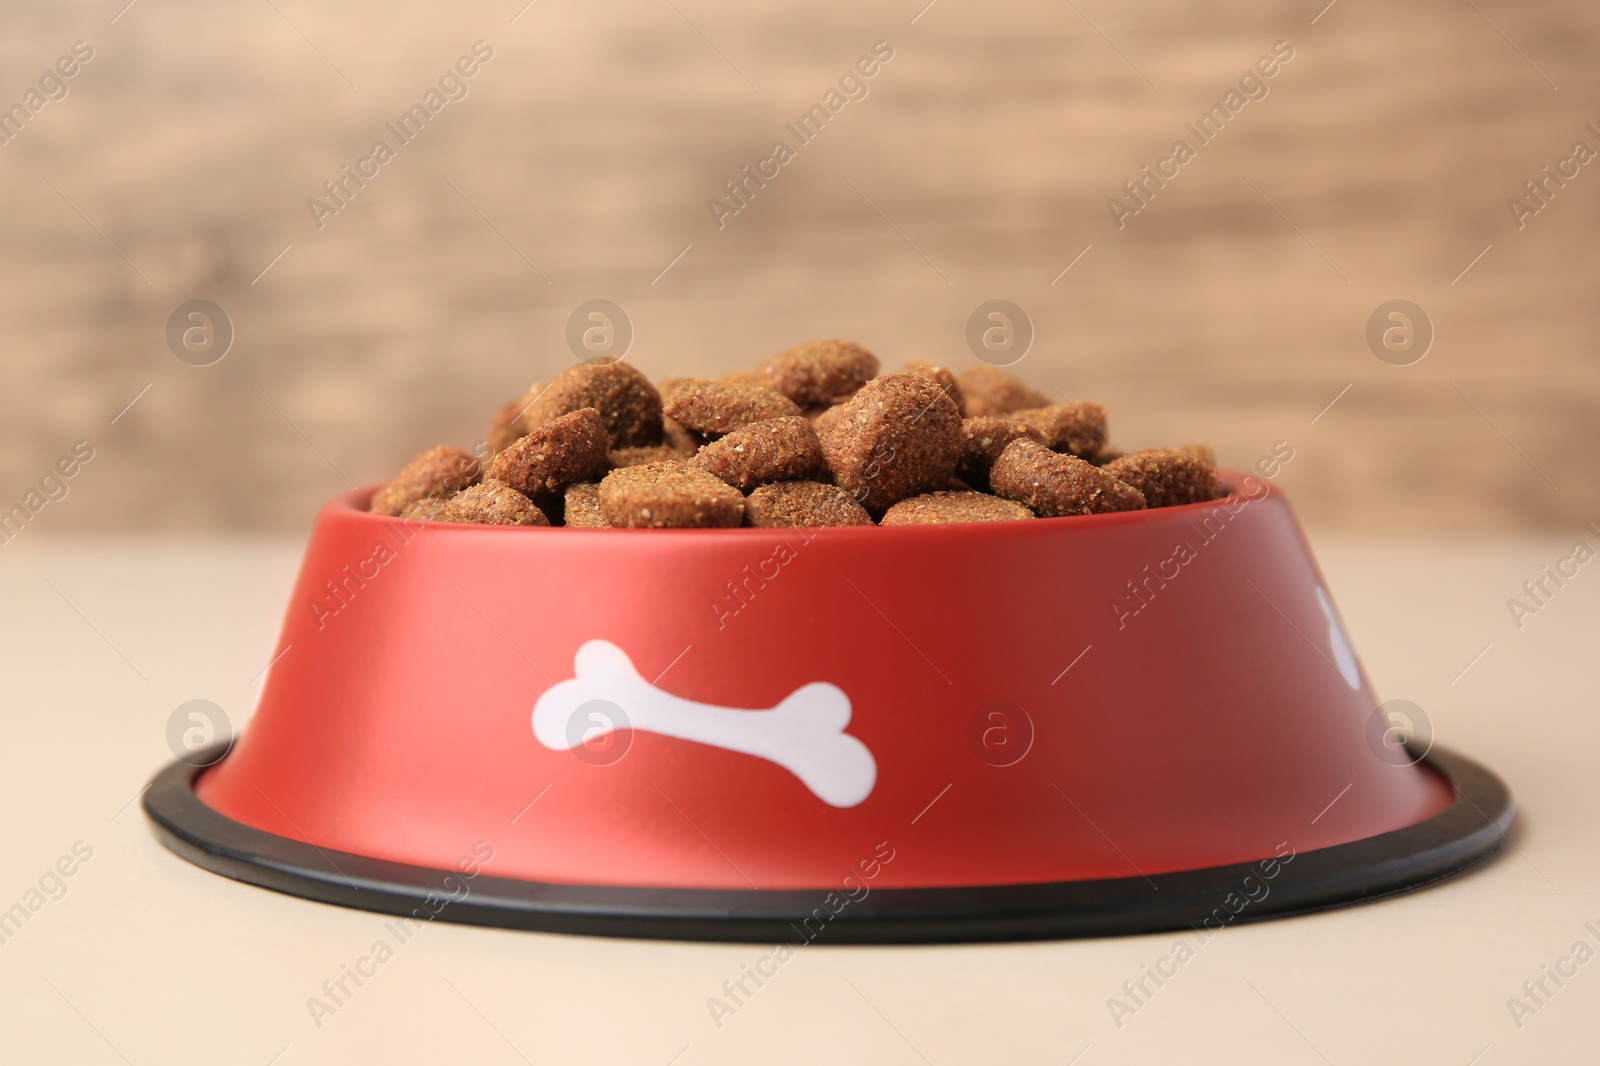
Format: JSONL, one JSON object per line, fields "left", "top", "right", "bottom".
{"left": 0, "top": 0, "right": 1595, "bottom": 535}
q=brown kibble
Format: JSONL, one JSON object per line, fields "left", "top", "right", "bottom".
{"left": 563, "top": 482, "right": 609, "bottom": 528}
{"left": 957, "top": 365, "right": 1050, "bottom": 417}
{"left": 819, "top": 373, "right": 964, "bottom": 514}
{"left": 486, "top": 408, "right": 610, "bottom": 496}
{"left": 758, "top": 340, "right": 879, "bottom": 407}
{"left": 990, "top": 439, "right": 1147, "bottom": 517}
{"left": 809, "top": 403, "right": 847, "bottom": 437}
{"left": 599, "top": 461, "right": 744, "bottom": 528}
{"left": 744, "top": 481, "right": 873, "bottom": 528}
{"left": 1086, "top": 443, "right": 1125, "bottom": 467}
{"left": 662, "top": 416, "right": 699, "bottom": 455}
{"left": 486, "top": 385, "right": 543, "bottom": 455}
{"left": 717, "top": 368, "right": 763, "bottom": 388}
{"left": 898, "top": 362, "right": 965, "bottom": 416}
{"left": 609, "top": 444, "right": 684, "bottom": 469}
{"left": 370, "top": 445, "right": 480, "bottom": 516}
{"left": 522, "top": 362, "right": 662, "bottom": 447}
{"left": 486, "top": 397, "right": 525, "bottom": 456}
{"left": 1011, "top": 402, "right": 1108, "bottom": 457}
{"left": 881, "top": 491, "right": 1035, "bottom": 526}
{"left": 958, "top": 416, "right": 1048, "bottom": 489}
{"left": 438, "top": 479, "right": 550, "bottom": 526}
{"left": 389, "top": 341, "right": 1220, "bottom": 535}
{"left": 1103, "top": 448, "right": 1221, "bottom": 508}
{"left": 689, "top": 416, "right": 825, "bottom": 491}
{"left": 399, "top": 496, "right": 450, "bottom": 522}
{"left": 662, "top": 378, "right": 802, "bottom": 437}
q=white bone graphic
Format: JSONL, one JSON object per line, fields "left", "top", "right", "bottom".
{"left": 532, "top": 640, "right": 877, "bottom": 808}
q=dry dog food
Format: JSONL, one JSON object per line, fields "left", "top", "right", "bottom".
{"left": 484, "top": 408, "right": 608, "bottom": 496}
{"left": 599, "top": 461, "right": 744, "bottom": 529}
{"left": 437, "top": 479, "right": 549, "bottom": 526}
{"left": 522, "top": 363, "right": 662, "bottom": 448}
{"left": 742, "top": 480, "right": 873, "bottom": 527}
{"left": 662, "top": 379, "right": 802, "bottom": 437}
{"left": 563, "top": 481, "right": 609, "bottom": 528}
{"left": 372, "top": 346, "right": 1222, "bottom": 528}
{"left": 880, "top": 490, "right": 1035, "bottom": 525}
{"left": 758, "top": 340, "right": 879, "bottom": 407}
{"left": 608, "top": 444, "right": 684, "bottom": 470}
{"left": 486, "top": 393, "right": 534, "bottom": 456}
{"left": 689, "top": 416, "right": 825, "bottom": 491}
{"left": 897, "top": 361, "right": 965, "bottom": 415}
{"left": 1087, "top": 444, "right": 1125, "bottom": 466}
{"left": 1102, "top": 448, "right": 1221, "bottom": 508}
{"left": 370, "top": 446, "right": 479, "bottom": 516}
{"left": 957, "top": 364, "right": 1051, "bottom": 417}
{"left": 989, "top": 439, "right": 1148, "bottom": 516}
{"left": 957, "top": 416, "right": 1048, "bottom": 489}
{"left": 661, "top": 416, "right": 700, "bottom": 454}
{"left": 817, "top": 373, "right": 964, "bottom": 514}
{"left": 1011, "top": 402, "right": 1108, "bottom": 458}
{"left": 398, "top": 495, "right": 451, "bottom": 522}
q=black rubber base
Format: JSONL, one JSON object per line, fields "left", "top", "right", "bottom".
{"left": 144, "top": 748, "right": 1512, "bottom": 944}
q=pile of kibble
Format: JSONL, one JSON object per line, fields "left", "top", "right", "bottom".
{"left": 368, "top": 340, "right": 1221, "bottom": 528}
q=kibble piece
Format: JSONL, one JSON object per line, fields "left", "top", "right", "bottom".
{"left": 957, "top": 365, "right": 1051, "bottom": 417}
{"left": 1012, "top": 402, "right": 1108, "bottom": 457}
{"left": 399, "top": 496, "right": 450, "bottom": 522}
{"left": 1103, "top": 448, "right": 1221, "bottom": 508}
{"left": 609, "top": 444, "right": 684, "bottom": 469}
{"left": 486, "top": 397, "right": 525, "bottom": 455}
{"left": 1086, "top": 443, "right": 1125, "bottom": 467}
{"left": 744, "top": 481, "right": 873, "bottom": 527}
{"left": 662, "top": 416, "right": 700, "bottom": 455}
{"left": 438, "top": 479, "right": 550, "bottom": 526}
{"left": 662, "top": 378, "right": 802, "bottom": 437}
{"left": 990, "top": 439, "right": 1147, "bottom": 517}
{"left": 717, "top": 368, "right": 764, "bottom": 388}
{"left": 881, "top": 491, "right": 1036, "bottom": 526}
{"left": 486, "top": 385, "right": 543, "bottom": 455}
{"left": 599, "top": 461, "right": 744, "bottom": 528}
{"left": 689, "top": 416, "right": 825, "bottom": 491}
{"left": 897, "top": 362, "right": 965, "bottom": 416}
{"left": 522, "top": 362, "right": 662, "bottom": 447}
{"left": 958, "top": 416, "right": 1048, "bottom": 489}
{"left": 563, "top": 482, "right": 609, "bottom": 528}
{"left": 819, "top": 374, "right": 964, "bottom": 514}
{"left": 758, "top": 340, "right": 879, "bottom": 407}
{"left": 485, "top": 408, "right": 609, "bottom": 495}
{"left": 370, "top": 445, "right": 480, "bottom": 516}
{"left": 1179, "top": 443, "right": 1217, "bottom": 468}
{"left": 809, "top": 403, "right": 847, "bottom": 436}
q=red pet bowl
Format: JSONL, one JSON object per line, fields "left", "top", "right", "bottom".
{"left": 146, "top": 474, "right": 1511, "bottom": 942}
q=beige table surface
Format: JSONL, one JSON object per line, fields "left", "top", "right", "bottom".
{"left": 1, "top": 535, "right": 1595, "bottom": 1065}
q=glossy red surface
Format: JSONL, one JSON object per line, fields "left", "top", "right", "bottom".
{"left": 196, "top": 475, "right": 1453, "bottom": 890}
